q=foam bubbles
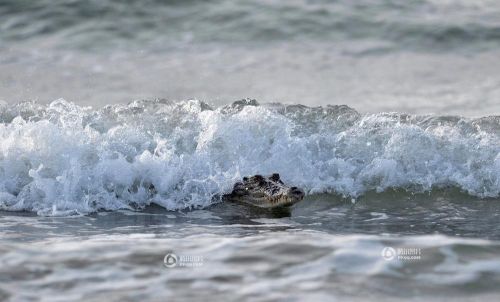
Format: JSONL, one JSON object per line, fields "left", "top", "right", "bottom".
{"left": 0, "top": 99, "right": 498, "bottom": 215}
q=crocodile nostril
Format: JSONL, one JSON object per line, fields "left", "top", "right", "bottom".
{"left": 290, "top": 187, "right": 304, "bottom": 196}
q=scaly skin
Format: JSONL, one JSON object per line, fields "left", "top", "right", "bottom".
{"left": 224, "top": 173, "right": 305, "bottom": 208}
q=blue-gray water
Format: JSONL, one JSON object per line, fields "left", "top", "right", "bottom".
{"left": 2, "top": 191, "right": 500, "bottom": 301}
{"left": 1, "top": 0, "right": 500, "bottom": 115}
{"left": 1, "top": 1, "right": 500, "bottom": 301}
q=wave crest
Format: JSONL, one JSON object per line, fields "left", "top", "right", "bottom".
{"left": 0, "top": 99, "right": 499, "bottom": 215}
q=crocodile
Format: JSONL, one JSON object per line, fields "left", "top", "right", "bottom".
{"left": 223, "top": 173, "right": 304, "bottom": 208}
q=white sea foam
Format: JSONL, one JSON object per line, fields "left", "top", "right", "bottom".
{"left": 0, "top": 99, "right": 498, "bottom": 215}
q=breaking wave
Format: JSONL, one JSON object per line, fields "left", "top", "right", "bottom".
{"left": 0, "top": 99, "right": 498, "bottom": 215}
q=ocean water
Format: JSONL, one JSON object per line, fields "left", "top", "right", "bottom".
{"left": 2, "top": 0, "right": 500, "bottom": 115}
{"left": 1, "top": 0, "right": 500, "bottom": 301}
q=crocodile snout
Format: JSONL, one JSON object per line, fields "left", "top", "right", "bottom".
{"left": 289, "top": 187, "right": 305, "bottom": 201}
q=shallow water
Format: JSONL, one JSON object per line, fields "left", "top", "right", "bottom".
{"left": 1, "top": 191, "right": 500, "bottom": 301}
{"left": 0, "top": 99, "right": 498, "bottom": 300}
{"left": 2, "top": 1, "right": 500, "bottom": 300}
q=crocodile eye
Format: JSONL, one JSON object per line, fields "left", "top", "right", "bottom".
{"left": 253, "top": 175, "right": 264, "bottom": 181}
{"left": 270, "top": 173, "right": 280, "bottom": 181}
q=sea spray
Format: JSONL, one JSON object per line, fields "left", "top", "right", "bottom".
{"left": 0, "top": 99, "right": 498, "bottom": 215}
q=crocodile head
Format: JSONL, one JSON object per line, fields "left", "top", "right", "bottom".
{"left": 226, "top": 173, "right": 304, "bottom": 208}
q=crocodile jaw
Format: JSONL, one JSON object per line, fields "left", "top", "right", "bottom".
{"left": 231, "top": 194, "right": 302, "bottom": 208}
